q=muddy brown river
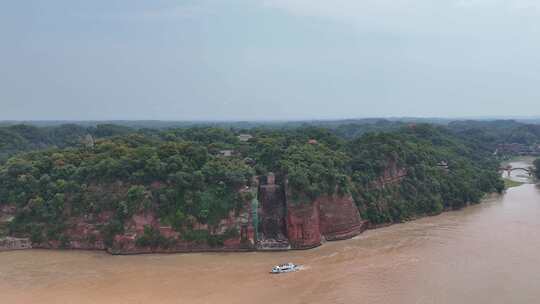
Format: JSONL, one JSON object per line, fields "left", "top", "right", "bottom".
{"left": 1, "top": 160, "right": 539, "bottom": 304}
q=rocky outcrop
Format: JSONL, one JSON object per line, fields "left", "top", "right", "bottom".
{"left": 0, "top": 237, "right": 31, "bottom": 251}
{"left": 101, "top": 175, "right": 368, "bottom": 253}
{"left": 286, "top": 201, "right": 322, "bottom": 249}
{"left": 109, "top": 207, "right": 255, "bottom": 254}
{"left": 319, "top": 194, "right": 368, "bottom": 241}
{"left": 1, "top": 174, "right": 372, "bottom": 254}
{"left": 27, "top": 186, "right": 258, "bottom": 254}
{"left": 372, "top": 160, "right": 407, "bottom": 189}
{"left": 32, "top": 209, "right": 255, "bottom": 254}
{"left": 286, "top": 193, "right": 367, "bottom": 249}
{"left": 0, "top": 204, "right": 15, "bottom": 237}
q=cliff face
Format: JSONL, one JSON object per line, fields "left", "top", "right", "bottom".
{"left": 2, "top": 174, "right": 372, "bottom": 253}
{"left": 0, "top": 204, "right": 15, "bottom": 237}
{"left": 32, "top": 208, "right": 256, "bottom": 254}
{"left": 109, "top": 208, "right": 254, "bottom": 254}
{"left": 28, "top": 186, "right": 258, "bottom": 254}
{"left": 319, "top": 194, "right": 368, "bottom": 241}
{"left": 0, "top": 205, "right": 31, "bottom": 251}
{"left": 372, "top": 160, "right": 407, "bottom": 189}
{"left": 285, "top": 162, "right": 406, "bottom": 249}
{"left": 286, "top": 200, "right": 322, "bottom": 249}
{"left": 94, "top": 176, "right": 367, "bottom": 253}
{"left": 286, "top": 193, "right": 367, "bottom": 249}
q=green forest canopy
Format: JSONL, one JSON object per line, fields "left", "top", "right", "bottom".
{"left": 0, "top": 122, "right": 518, "bottom": 245}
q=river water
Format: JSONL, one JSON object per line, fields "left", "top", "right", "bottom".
{"left": 1, "top": 160, "right": 539, "bottom": 304}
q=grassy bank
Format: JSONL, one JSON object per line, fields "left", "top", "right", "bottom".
{"left": 504, "top": 178, "right": 524, "bottom": 189}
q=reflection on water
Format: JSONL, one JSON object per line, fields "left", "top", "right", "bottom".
{"left": 1, "top": 162, "right": 540, "bottom": 304}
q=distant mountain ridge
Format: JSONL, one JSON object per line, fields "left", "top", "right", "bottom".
{"left": 2, "top": 119, "right": 540, "bottom": 164}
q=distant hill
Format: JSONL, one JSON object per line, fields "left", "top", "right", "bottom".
{"left": 0, "top": 124, "right": 135, "bottom": 163}
{"left": 1, "top": 118, "right": 540, "bottom": 164}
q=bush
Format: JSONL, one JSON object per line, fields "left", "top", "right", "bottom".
{"left": 135, "top": 226, "right": 171, "bottom": 249}
{"left": 29, "top": 225, "right": 44, "bottom": 244}
{"left": 101, "top": 220, "right": 124, "bottom": 248}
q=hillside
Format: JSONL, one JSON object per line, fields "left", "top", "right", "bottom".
{"left": 0, "top": 124, "right": 504, "bottom": 253}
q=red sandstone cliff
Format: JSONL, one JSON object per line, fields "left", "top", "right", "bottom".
{"left": 319, "top": 194, "right": 368, "bottom": 241}
{"left": 3, "top": 173, "right": 380, "bottom": 253}
{"left": 286, "top": 192, "right": 367, "bottom": 249}
{"left": 32, "top": 207, "right": 256, "bottom": 254}
{"left": 286, "top": 200, "right": 322, "bottom": 249}
{"left": 108, "top": 208, "right": 254, "bottom": 254}
{"left": 29, "top": 185, "right": 258, "bottom": 254}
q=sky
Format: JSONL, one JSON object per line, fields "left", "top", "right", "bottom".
{"left": 1, "top": 0, "right": 540, "bottom": 120}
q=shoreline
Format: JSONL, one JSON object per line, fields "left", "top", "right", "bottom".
{"left": 3, "top": 157, "right": 533, "bottom": 256}
{"left": 3, "top": 177, "right": 540, "bottom": 304}
{"left": 1, "top": 192, "right": 506, "bottom": 256}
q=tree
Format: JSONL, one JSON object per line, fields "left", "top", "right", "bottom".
{"left": 534, "top": 158, "right": 540, "bottom": 179}
{"left": 281, "top": 143, "right": 349, "bottom": 201}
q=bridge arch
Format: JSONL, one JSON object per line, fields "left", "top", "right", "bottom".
{"left": 499, "top": 166, "right": 533, "bottom": 177}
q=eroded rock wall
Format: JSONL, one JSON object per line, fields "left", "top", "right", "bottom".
{"left": 319, "top": 194, "right": 368, "bottom": 241}
{"left": 2, "top": 174, "right": 374, "bottom": 254}
{"left": 0, "top": 237, "right": 31, "bottom": 251}
{"left": 29, "top": 187, "right": 258, "bottom": 254}
{"left": 285, "top": 193, "right": 367, "bottom": 249}
{"left": 372, "top": 160, "right": 407, "bottom": 189}
{"left": 286, "top": 200, "right": 322, "bottom": 249}
{"left": 109, "top": 208, "right": 253, "bottom": 254}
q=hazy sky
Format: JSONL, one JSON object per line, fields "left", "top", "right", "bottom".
{"left": 2, "top": 0, "right": 540, "bottom": 120}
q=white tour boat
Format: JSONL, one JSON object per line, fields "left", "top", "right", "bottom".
{"left": 270, "top": 263, "right": 300, "bottom": 274}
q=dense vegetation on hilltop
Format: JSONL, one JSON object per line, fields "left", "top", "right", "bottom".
{"left": 0, "top": 124, "right": 136, "bottom": 163}
{"left": 448, "top": 120, "right": 540, "bottom": 149}
{"left": 0, "top": 135, "right": 254, "bottom": 244}
{"left": 348, "top": 126, "right": 504, "bottom": 224}
{"left": 3, "top": 119, "right": 540, "bottom": 164}
{"left": 0, "top": 122, "right": 508, "bottom": 246}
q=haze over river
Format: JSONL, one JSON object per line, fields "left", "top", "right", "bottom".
{"left": 1, "top": 159, "right": 539, "bottom": 304}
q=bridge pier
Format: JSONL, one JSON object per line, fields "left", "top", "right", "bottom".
{"left": 499, "top": 166, "right": 532, "bottom": 178}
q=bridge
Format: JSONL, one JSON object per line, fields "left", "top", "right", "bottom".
{"left": 499, "top": 165, "right": 534, "bottom": 177}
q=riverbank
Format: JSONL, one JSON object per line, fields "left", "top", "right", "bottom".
{"left": 504, "top": 178, "right": 524, "bottom": 189}
{"left": 0, "top": 192, "right": 500, "bottom": 255}
{"left": 2, "top": 181, "right": 540, "bottom": 304}
{"left": 2, "top": 155, "right": 529, "bottom": 255}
